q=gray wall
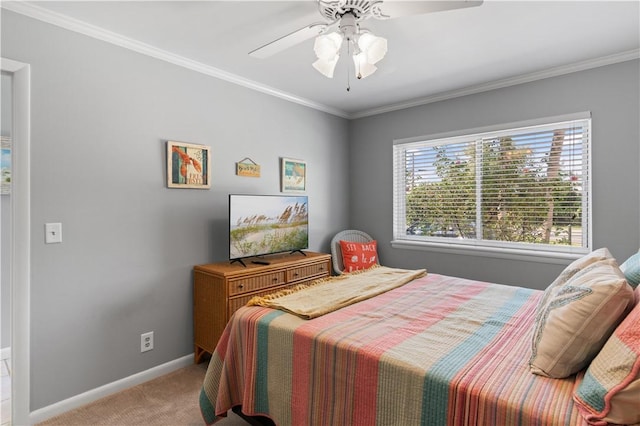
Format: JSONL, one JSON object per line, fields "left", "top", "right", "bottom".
{"left": 1, "top": 11, "right": 350, "bottom": 410}
{"left": 1, "top": 72, "right": 12, "bottom": 350}
{"left": 349, "top": 59, "right": 640, "bottom": 290}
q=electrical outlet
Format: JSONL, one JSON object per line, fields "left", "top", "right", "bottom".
{"left": 141, "top": 331, "right": 154, "bottom": 353}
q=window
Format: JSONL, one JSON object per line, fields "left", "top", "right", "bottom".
{"left": 393, "top": 114, "right": 591, "bottom": 260}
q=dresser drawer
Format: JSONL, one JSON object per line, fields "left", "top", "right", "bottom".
{"left": 287, "top": 261, "right": 330, "bottom": 283}
{"left": 228, "top": 285, "right": 294, "bottom": 315}
{"left": 228, "top": 271, "right": 286, "bottom": 296}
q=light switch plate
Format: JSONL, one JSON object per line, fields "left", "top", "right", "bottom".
{"left": 45, "top": 223, "right": 62, "bottom": 244}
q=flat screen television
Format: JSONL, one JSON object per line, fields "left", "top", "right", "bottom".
{"left": 229, "top": 194, "right": 309, "bottom": 265}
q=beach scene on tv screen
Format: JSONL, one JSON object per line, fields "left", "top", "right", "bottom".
{"left": 230, "top": 195, "right": 309, "bottom": 259}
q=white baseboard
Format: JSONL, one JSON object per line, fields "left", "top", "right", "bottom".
{"left": 29, "top": 353, "right": 194, "bottom": 425}
{"left": 0, "top": 347, "right": 10, "bottom": 360}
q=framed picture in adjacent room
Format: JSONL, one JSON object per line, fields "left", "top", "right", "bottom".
{"left": 167, "top": 141, "right": 211, "bottom": 189}
{"left": 1, "top": 137, "right": 11, "bottom": 195}
{"left": 281, "top": 157, "right": 306, "bottom": 193}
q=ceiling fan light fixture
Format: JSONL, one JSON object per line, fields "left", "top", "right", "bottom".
{"left": 312, "top": 27, "right": 387, "bottom": 80}
{"left": 313, "top": 56, "right": 340, "bottom": 78}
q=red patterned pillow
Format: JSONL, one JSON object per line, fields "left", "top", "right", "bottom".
{"left": 340, "top": 240, "right": 378, "bottom": 273}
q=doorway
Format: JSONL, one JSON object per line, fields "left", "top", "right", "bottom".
{"left": 1, "top": 57, "right": 31, "bottom": 426}
{"left": 1, "top": 69, "right": 13, "bottom": 426}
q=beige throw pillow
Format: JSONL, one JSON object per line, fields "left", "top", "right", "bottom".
{"left": 536, "top": 248, "right": 613, "bottom": 309}
{"left": 530, "top": 257, "right": 634, "bottom": 378}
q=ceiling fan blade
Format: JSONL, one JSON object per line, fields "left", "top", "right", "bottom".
{"left": 249, "top": 23, "right": 328, "bottom": 59}
{"left": 373, "top": 0, "right": 483, "bottom": 19}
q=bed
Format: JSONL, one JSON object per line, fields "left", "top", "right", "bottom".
{"left": 199, "top": 257, "right": 640, "bottom": 426}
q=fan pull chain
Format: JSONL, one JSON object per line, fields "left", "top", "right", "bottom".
{"left": 346, "top": 39, "right": 351, "bottom": 92}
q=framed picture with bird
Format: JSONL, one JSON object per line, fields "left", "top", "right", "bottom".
{"left": 167, "top": 141, "right": 211, "bottom": 189}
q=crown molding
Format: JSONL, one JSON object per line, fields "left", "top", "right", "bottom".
{"left": 1, "top": 1, "right": 351, "bottom": 119}
{"left": 351, "top": 48, "right": 640, "bottom": 119}
{"left": 3, "top": 2, "right": 638, "bottom": 121}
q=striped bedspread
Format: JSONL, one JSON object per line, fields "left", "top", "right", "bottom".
{"left": 200, "top": 273, "right": 586, "bottom": 425}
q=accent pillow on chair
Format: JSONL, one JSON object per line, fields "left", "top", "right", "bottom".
{"left": 573, "top": 285, "right": 640, "bottom": 426}
{"left": 529, "top": 255, "right": 635, "bottom": 378}
{"left": 339, "top": 240, "right": 378, "bottom": 273}
{"left": 330, "top": 230, "right": 378, "bottom": 274}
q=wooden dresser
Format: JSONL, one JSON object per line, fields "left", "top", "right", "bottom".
{"left": 193, "top": 251, "right": 331, "bottom": 363}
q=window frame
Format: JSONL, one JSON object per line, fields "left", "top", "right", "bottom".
{"left": 392, "top": 112, "right": 592, "bottom": 264}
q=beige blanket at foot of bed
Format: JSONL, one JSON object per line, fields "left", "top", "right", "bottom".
{"left": 247, "top": 265, "right": 427, "bottom": 319}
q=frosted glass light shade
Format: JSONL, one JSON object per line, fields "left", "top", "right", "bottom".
{"left": 353, "top": 52, "right": 378, "bottom": 79}
{"left": 357, "top": 33, "right": 387, "bottom": 65}
{"left": 313, "top": 56, "right": 340, "bottom": 78}
{"left": 314, "top": 32, "right": 343, "bottom": 60}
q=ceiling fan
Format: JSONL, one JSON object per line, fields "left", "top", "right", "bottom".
{"left": 249, "top": 0, "right": 483, "bottom": 81}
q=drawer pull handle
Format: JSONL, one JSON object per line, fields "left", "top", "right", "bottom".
{"left": 294, "top": 273, "right": 299, "bottom": 276}
{"left": 238, "top": 284, "right": 244, "bottom": 289}
{"left": 273, "top": 277, "right": 278, "bottom": 281}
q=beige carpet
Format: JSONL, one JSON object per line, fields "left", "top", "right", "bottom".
{"left": 37, "top": 362, "right": 250, "bottom": 426}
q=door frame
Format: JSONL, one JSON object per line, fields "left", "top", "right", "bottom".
{"left": 2, "top": 57, "right": 31, "bottom": 426}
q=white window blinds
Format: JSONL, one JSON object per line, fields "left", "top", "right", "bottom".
{"left": 393, "top": 116, "right": 591, "bottom": 256}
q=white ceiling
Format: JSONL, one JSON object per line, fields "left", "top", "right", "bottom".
{"left": 5, "top": 1, "right": 640, "bottom": 118}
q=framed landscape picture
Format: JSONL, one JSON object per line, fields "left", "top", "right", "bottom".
{"left": 167, "top": 141, "right": 211, "bottom": 189}
{"left": 281, "top": 157, "right": 306, "bottom": 193}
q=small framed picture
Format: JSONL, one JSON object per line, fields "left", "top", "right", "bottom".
{"left": 167, "top": 141, "right": 211, "bottom": 189}
{"left": 1, "top": 137, "right": 11, "bottom": 195}
{"left": 281, "top": 157, "right": 306, "bottom": 193}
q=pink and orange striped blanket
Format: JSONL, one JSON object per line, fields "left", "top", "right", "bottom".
{"left": 200, "top": 272, "right": 586, "bottom": 425}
